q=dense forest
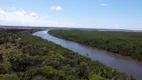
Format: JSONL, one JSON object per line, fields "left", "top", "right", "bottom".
{"left": 49, "top": 30, "right": 142, "bottom": 61}
{"left": 0, "top": 29, "right": 135, "bottom": 80}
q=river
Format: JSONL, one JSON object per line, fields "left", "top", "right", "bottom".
{"left": 33, "top": 30, "right": 142, "bottom": 80}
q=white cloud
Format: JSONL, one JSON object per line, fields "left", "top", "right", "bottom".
{"left": 0, "top": 9, "right": 6, "bottom": 15}
{"left": 11, "top": 7, "right": 16, "bottom": 10}
{"left": 101, "top": 3, "right": 108, "bottom": 6}
{"left": 16, "top": 10, "right": 27, "bottom": 15}
{"left": 0, "top": 8, "right": 69, "bottom": 27}
{"left": 50, "top": 6, "right": 62, "bottom": 11}
{"left": 29, "top": 12, "right": 37, "bottom": 17}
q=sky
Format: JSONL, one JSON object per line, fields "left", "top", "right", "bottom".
{"left": 0, "top": 0, "right": 142, "bottom": 30}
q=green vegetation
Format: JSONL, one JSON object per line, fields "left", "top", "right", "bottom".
{"left": 0, "top": 29, "right": 134, "bottom": 80}
{"left": 49, "top": 30, "right": 142, "bottom": 61}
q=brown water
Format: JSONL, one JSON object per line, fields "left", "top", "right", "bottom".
{"left": 33, "top": 31, "right": 142, "bottom": 80}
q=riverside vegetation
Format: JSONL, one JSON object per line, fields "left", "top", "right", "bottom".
{"left": 49, "top": 30, "right": 142, "bottom": 61}
{"left": 0, "top": 29, "right": 135, "bottom": 80}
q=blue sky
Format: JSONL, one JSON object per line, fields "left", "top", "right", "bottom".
{"left": 0, "top": 0, "right": 142, "bottom": 30}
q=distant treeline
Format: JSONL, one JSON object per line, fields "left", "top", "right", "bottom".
{"left": 49, "top": 30, "right": 142, "bottom": 61}
{"left": 0, "top": 29, "right": 135, "bottom": 80}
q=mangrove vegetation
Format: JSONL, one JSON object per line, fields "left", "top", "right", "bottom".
{"left": 0, "top": 29, "right": 135, "bottom": 80}
{"left": 49, "top": 30, "right": 142, "bottom": 61}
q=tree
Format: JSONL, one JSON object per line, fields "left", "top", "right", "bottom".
{"left": 0, "top": 74, "right": 19, "bottom": 80}
{"left": 0, "top": 53, "right": 3, "bottom": 63}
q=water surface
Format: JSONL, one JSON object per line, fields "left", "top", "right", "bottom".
{"left": 33, "top": 31, "right": 142, "bottom": 80}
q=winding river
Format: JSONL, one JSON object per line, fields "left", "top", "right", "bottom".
{"left": 33, "top": 30, "right": 142, "bottom": 80}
